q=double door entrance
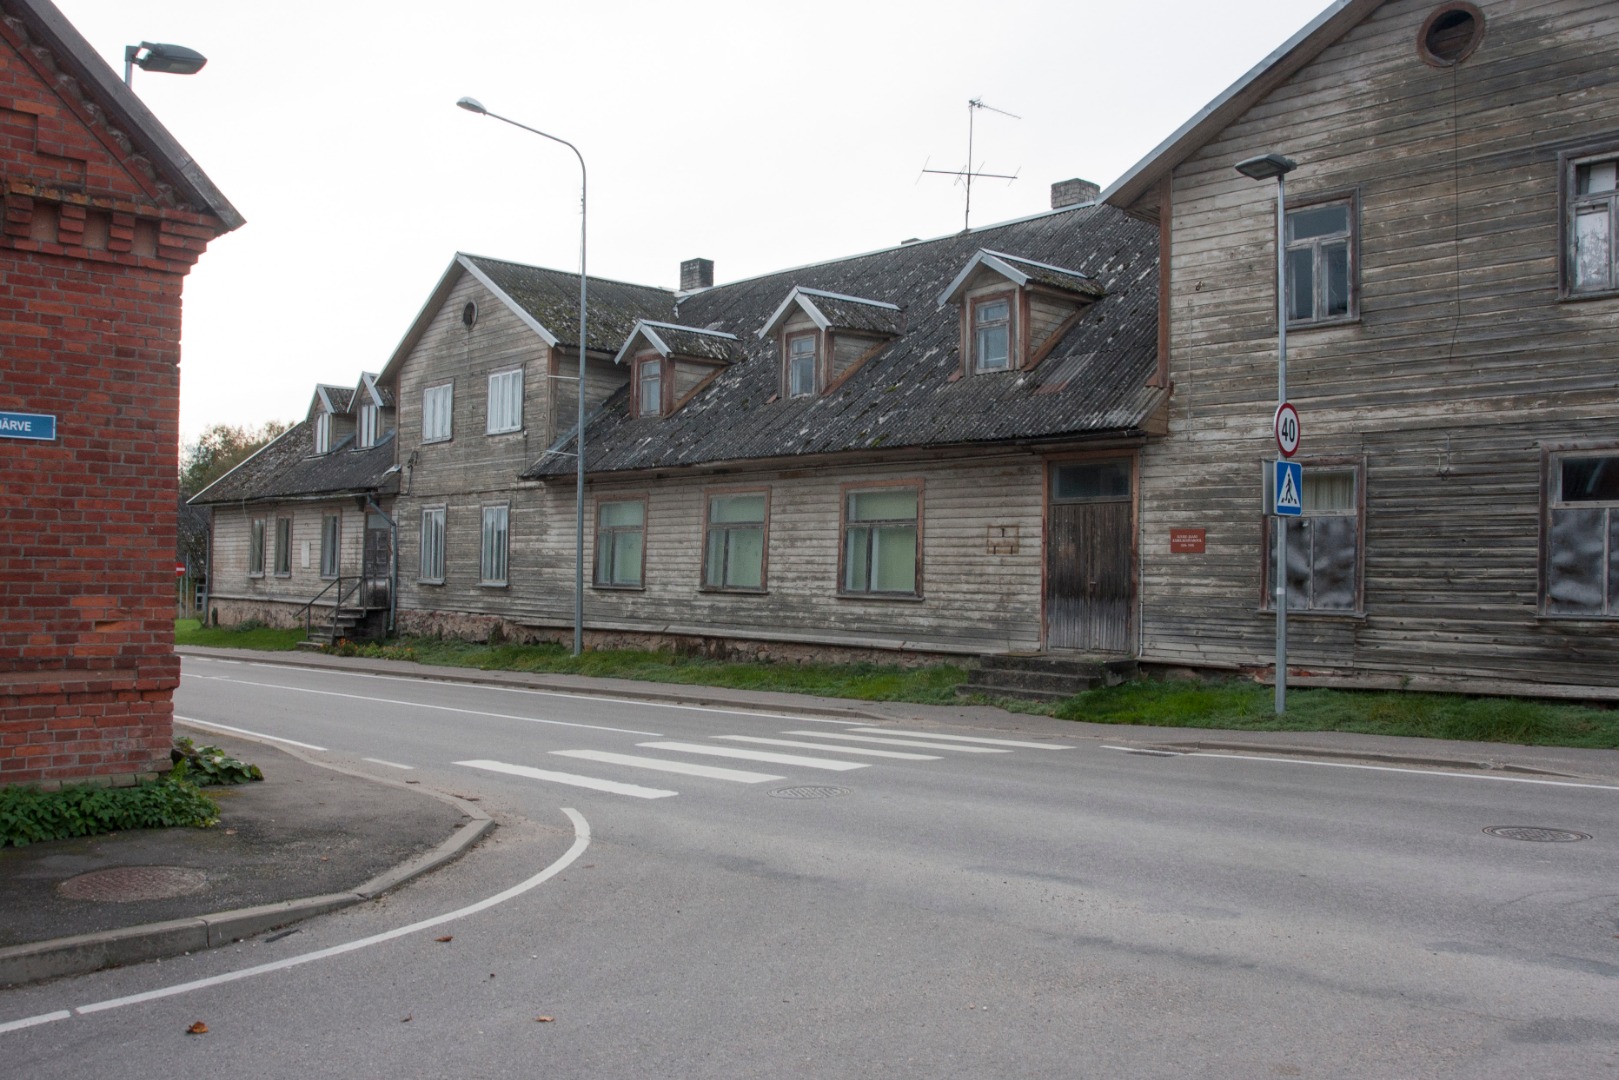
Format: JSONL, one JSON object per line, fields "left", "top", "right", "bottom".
{"left": 1044, "top": 459, "right": 1134, "bottom": 653}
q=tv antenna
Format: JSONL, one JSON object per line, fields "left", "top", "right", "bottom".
{"left": 921, "top": 98, "right": 1021, "bottom": 231}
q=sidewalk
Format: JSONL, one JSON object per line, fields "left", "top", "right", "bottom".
{"left": 3, "top": 646, "right": 1614, "bottom": 989}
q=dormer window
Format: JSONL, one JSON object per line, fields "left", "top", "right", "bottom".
{"left": 314, "top": 411, "right": 333, "bottom": 454}
{"left": 358, "top": 403, "right": 378, "bottom": 448}
{"left": 614, "top": 321, "right": 740, "bottom": 419}
{"left": 637, "top": 357, "right": 664, "bottom": 417}
{"left": 787, "top": 332, "right": 818, "bottom": 397}
{"left": 972, "top": 295, "right": 1013, "bottom": 372}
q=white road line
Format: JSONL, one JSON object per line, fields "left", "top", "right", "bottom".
{"left": 183, "top": 676, "right": 662, "bottom": 737}
{"left": 850, "top": 727, "right": 1069, "bottom": 750}
{"left": 174, "top": 717, "right": 328, "bottom": 752}
{"left": 1, "top": 808, "right": 591, "bottom": 1034}
{"left": 184, "top": 658, "right": 869, "bottom": 725}
{"left": 637, "top": 741, "right": 869, "bottom": 772}
{"left": 715, "top": 735, "right": 942, "bottom": 761}
{"left": 1181, "top": 750, "right": 1619, "bottom": 790}
{"left": 551, "top": 750, "right": 782, "bottom": 783}
{"left": 782, "top": 731, "right": 1011, "bottom": 754}
{"left": 362, "top": 758, "right": 415, "bottom": 770}
{"left": 456, "top": 759, "right": 678, "bottom": 799}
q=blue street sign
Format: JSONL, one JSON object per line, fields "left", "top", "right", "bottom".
{"left": 1274, "top": 459, "right": 1303, "bottom": 517}
{"left": 0, "top": 412, "right": 56, "bottom": 441}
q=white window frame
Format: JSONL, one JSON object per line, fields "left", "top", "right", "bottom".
{"left": 314, "top": 411, "right": 333, "bottom": 454}
{"left": 320, "top": 514, "right": 340, "bottom": 579}
{"left": 423, "top": 383, "right": 453, "bottom": 443}
{"left": 418, "top": 506, "right": 446, "bottom": 584}
{"left": 486, "top": 368, "right": 523, "bottom": 434}
{"left": 358, "top": 403, "right": 378, "bottom": 449}
{"left": 971, "top": 294, "right": 1013, "bottom": 374}
{"left": 480, "top": 504, "right": 509, "bottom": 586}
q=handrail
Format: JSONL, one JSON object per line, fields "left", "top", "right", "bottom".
{"left": 297, "top": 575, "right": 390, "bottom": 644}
{"left": 298, "top": 577, "right": 344, "bottom": 641}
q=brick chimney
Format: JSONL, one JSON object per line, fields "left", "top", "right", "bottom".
{"left": 1050, "top": 178, "right": 1100, "bottom": 209}
{"left": 680, "top": 258, "right": 714, "bottom": 291}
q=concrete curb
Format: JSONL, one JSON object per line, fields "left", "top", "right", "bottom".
{"left": 0, "top": 736, "right": 494, "bottom": 988}
{"left": 1145, "top": 739, "right": 1577, "bottom": 777}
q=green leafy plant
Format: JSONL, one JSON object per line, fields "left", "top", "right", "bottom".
{"left": 0, "top": 776, "right": 219, "bottom": 848}
{"left": 171, "top": 737, "right": 263, "bottom": 785}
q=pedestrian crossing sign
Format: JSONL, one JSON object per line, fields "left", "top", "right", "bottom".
{"left": 1273, "top": 459, "right": 1303, "bottom": 517}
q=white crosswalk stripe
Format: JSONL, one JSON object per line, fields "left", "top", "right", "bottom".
{"left": 714, "top": 735, "right": 941, "bottom": 761}
{"left": 637, "top": 740, "right": 868, "bottom": 772}
{"left": 848, "top": 727, "right": 1069, "bottom": 750}
{"left": 455, "top": 759, "right": 678, "bottom": 799}
{"left": 551, "top": 749, "right": 782, "bottom": 783}
{"left": 781, "top": 731, "right": 1011, "bottom": 753}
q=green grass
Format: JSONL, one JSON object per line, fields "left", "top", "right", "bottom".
{"left": 174, "top": 617, "right": 306, "bottom": 651}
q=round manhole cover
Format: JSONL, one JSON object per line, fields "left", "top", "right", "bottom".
{"left": 57, "top": 865, "right": 209, "bottom": 902}
{"left": 770, "top": 786, "right": 850, "bottom": 800}
{"left": 1483, "top": 826, "right": 1591, "bottom": 843}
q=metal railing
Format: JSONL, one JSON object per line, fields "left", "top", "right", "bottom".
{"left": 297, "top": 575, "right": 388, "bottom": 643}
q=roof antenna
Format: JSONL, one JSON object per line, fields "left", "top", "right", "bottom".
{"left": 921, "top": 98, "right": 1021, "bottom": 231}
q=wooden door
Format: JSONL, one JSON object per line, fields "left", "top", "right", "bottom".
{"left": 1046, "top": 460, "right": 1134, "bottom": 653}
{"left": 364, "top": 513, "right": 391, "bottom": 606}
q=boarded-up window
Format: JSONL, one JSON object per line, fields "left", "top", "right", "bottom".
{"left": 595, "top": 499, "right": 645, "bottom": 588}
{"left": 1545, "top": 453, "right": 1619, "bottom": 616}
{"left": 704, "top": 492, "right": 767, "bottom": 590}
{"left": 419, "top": 507, "right": 446, "bottom": 584}
{"left": 1266, "top": 466, "right": 1359, "bottom": 612}
{"left": 843, "top": 486, "right": 920, "bottom": 596}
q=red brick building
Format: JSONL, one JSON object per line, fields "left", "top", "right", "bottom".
{"left": 0, "top": 0, "right": 240, "bottom": 787}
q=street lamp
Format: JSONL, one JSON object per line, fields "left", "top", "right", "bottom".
{"left": 123, "top": 42, "right": 207, "bottom": 87}
{"left": 1235, "top": 151, "right": 1297, "bottom": 715}
{"left": 457, "top": 97, "right": 589, "bottom": 657}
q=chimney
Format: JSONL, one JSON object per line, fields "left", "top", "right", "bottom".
{"left": 680, "top": 258, "right": 714, "bottom": 291}
{"left": 1050, "top": 178, "right": 1100, "bottom": 209}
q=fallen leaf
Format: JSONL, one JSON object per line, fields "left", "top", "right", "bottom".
{"left": 223, "top": 828, "right": 237, "bottom": 835}
{"left": 401, "top": 1015, "right": 412, "bottom": 1023}
{"left": 435, "top": 935, "right": 453, "bottom": 943}
{"left": 535, "top": 1016, "right": 554, "bottom": 1023}
{"left": 187, "top": 1021, "right": 209, "bottom": 1035}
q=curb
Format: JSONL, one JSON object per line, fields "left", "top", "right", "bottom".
{"left": 1146, "top": 739, "right": 1576, "bottom": 777}
{"left": 0, "top": 738, "right": 494, "bottom": 988}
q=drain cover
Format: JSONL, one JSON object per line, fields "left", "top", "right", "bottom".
{"left": 1483, "top": 826, "right": 1591, "bottom": 843}
{"left": 770, "top": 786, "right": 850, "bottom": 800}
{"left": 57, "top": 865, "right": 208, "bottom": 902}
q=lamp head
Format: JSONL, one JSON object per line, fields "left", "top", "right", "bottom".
{"left": 130, "top": 42, "right": 207, "bottom": 76}
{"left": 1235, "top": 153, "right": 1297, "bottom": 181}
{"left": 456, "top": 97, "right": 488, "bottom": 116}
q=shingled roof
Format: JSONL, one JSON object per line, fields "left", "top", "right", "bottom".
{"left": 189, "top": 422, "right": 399, "bottom": 505}
{"left": 525, "top": 201, "right": 1159, "bottom": 478}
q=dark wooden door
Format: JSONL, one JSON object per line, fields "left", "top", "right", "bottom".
{"left": 1046, "top": 461, "right": 1134, "bottom": 653}
{"left": 364, "top": 513, "right": 391, "bottom": 606}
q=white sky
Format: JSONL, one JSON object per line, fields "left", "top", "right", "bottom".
{"left": 54, "top": 0, "right": 1327, "bottom": 444}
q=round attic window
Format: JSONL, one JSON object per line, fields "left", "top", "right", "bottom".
{"left": 1418, "top": 3, "right": 1484, "bottom": 66}
{"left": 461, "top": 301, "right": 478, "bottom": 328}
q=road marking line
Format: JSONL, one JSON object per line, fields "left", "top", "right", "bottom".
{"left": 715, "top": 736, "right": 941, "bottom": 761}
{"left": 637, "top": 741, "right": 868, "bottom": 772}
{"left": 850, "top": 727, "right": 1069, "bottom": 750}
{"left": 1, "top": 809, "right": 591, "bottom": 1034}
{"left": 781, "top": 731, "right": 1011, "bottom": 754}
{"left": 1183, "top": 751, "right": 1619, "bottom": 790}
{"left": 174, "top": 717, "right": 327, "bottom": 752}
{"left": 551, "top": 750, "right": 781, "bottom": 783}
{"left": 181, "top": 677, "right": 663, "bottom": 737}
{"left": 456, "top": 759, "right": 678, "bottom": 799}
{"left": 362, "top": 758, "right": 415, "bottom": 770}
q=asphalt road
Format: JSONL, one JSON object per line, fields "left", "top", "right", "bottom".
{"left": 3, "top": 654, "right": 1617, "bottom": 1079}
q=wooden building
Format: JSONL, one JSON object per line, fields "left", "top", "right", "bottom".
{"left": 1104, "top": 0, "right": 1619, "bottom": 694}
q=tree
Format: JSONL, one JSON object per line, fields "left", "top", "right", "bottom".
{"left": 177, "top": 421, "right": 292, "bottom": 594}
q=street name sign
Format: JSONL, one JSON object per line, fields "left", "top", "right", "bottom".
{"left": 1273, "top": 401, "right": 1300, "bottom": 458}
{"left": 0, "top": 411, "right": 56, "bottom": 441}
{"left": 1274, "top": 459, "right": 1303, "bottom": 517}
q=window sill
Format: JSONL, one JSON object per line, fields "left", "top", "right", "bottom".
{"left": 1257, "top": 607, "right": 1365, "bottom": 620}
{"left": 417, "top": 578, "right": 445, "bottom": 586}
{"left": 837, "top": 591, "right": 925, "bottom": 603}
{"left": 1286, "top": 314, "right": 1360, "bottom": 332}
{"left": 485, "top": 427, "right": 524, "bottom": 437}
{"left": 421, "top": 436, "right": 453, "bottom": 446}
{"left": 1559, "top": 287, "right": 1619, "bottom": 303}
{"left": 592, "top": 583, "right": 645, "bottom": 592}
{"left": 1536, "top": 611, "right": 1619, "bottom": 621}
{"left": 477, "top": 581, "right": 509, "bottom": 589}
{"left": 699, "top": 586, "right": 769, "bottom": 595}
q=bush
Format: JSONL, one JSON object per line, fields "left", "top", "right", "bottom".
{"left": 171, "top": 737, "right": 263, "bottom": 785}
{"left": 0, "top": 776, "right": 219, "bottom": 847}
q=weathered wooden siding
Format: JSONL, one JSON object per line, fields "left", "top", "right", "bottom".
{"left": 831, "top": 333, "right": 881, "bottom": 381}
{"left": 207, "top": 501, "right": 374, "bottom": 614}
{"left": 1140, "top": 0, "right": 1619, "bottom": 686}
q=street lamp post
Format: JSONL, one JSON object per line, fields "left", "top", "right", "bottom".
{"left": 1235, "top": 152, "right": 1297, "bottom": 715}
{"left": 123, "top": 42, "right": 207, "bottom": 87}
{"left": 457, "top": 97, "right": 588, "bottom": 656}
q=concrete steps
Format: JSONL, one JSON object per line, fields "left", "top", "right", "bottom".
{"left": 957, "top": 653, "right": 1137, "bottom": 703}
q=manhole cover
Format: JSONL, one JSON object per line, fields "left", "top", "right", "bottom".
{"left": 1483, "top": 826, "right": 1591, "bottom": 843}
{"left": 57, "top": 865, "right": 209, "bottom": 902}
{"left": 770, "top": 786, "right": 850, "bottom": 800}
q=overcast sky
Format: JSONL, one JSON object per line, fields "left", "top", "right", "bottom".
{"left": 55, "top": 0, "right": 1327, "bottom": 444}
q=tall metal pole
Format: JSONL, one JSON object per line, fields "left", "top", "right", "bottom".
{"left": 1274, "top": 171, "right": 1288, "bottom": 715}
{"left": 456, "top": 99, "right": 588, "bottom": 655}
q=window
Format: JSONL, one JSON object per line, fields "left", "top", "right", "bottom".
{"left": 274, "top": 517, "right": 293, "bottom": 577}
{"left": 480, "top": 505, "right": 509, "bottom": 585}
{"left": 595, "top": 499, "right": 645, "bottom": 588}
{"left": 1285, "top": 198, "right": 1355, "bottom": 325}
{"left": 423, "top": 383, "right": 453, "bottom": 443}
{"left": 1564, "top": 151, "right": 1619, "bottom": 298}
{"left": 1417, "top": 3, "right": 1484, "bottom": 67}
{"left": 358, "top": 403, "right": 378, "bottom": 449}
{"left": 320, "top": 515, "right": 340, "bottom": 579}
{"left": 787, "top": 333, "right": 818, "bottom": 397}
{"left": 972, "top": 295, "right": 1012, "bottom": 372}
{"left": 1543, "top": 451, "right": 1619, "bottom": 617}
{"left": 637, "top": 358, "right": 663, "bottom": 417}
{"left": 842, "top": 485, "right": 920, "bottom": 596}
{"left": 1264, "top": 465, "right": 1360, "bottom": 612}
{"left": 703, "top": 491, "right": 767, "bottom": 591}
{"left": 314, "top": 412, "right": 332, "bottom": 454}
{"left": 419, "top": 507, "right": 446, "bottom": 584}
{"left": 249, "top": 518, "right": 265, "bottom": 577}
{"left": 487, "top": 368, "right": 523, "bottom": 434}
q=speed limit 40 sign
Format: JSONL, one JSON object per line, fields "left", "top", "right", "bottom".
{"left": 1274, "top": 402, "right": 1301, "bottom": 458}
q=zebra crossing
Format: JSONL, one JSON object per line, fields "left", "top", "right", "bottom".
{"left": 454, "top": 725, "right": 1068, "bottom": 800}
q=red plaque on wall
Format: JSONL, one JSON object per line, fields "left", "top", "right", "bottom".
{"left": 1169, "top": 528, "right": 1206, "bottom": 554}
